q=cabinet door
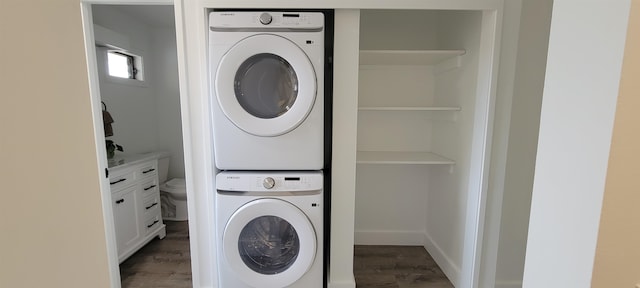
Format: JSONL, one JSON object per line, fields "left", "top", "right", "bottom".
{"left": 112, "top": 186, "right": 140, "bottom": 259}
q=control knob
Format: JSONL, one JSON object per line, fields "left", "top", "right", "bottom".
{"left": 263, "top": 177, "right": 275, "bottom": 189}
{"left": 259, "top": 13, "right": 273, "bottom": 25}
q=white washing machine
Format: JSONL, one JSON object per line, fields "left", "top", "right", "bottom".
{"left": 209, "top": 11, "right": 325, "bottom": 170}
{"left": 216, "top": 171, "right": 323, "bottom": 288}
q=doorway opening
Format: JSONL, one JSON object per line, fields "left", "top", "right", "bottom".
{"left": 83, "top": 3, "right": 192, "bottom": 287}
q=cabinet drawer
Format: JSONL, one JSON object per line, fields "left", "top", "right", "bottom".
{"left": 140, "top": 177, "right": 159, "bottom": 198}
{"left": 137, "top": 161, "right": 158, "bottom": 179}
{"left": 142, "top": 193, "right": 160, "bottom": 217}
{"left": 111, "top": 185, "right": 140, "bottom": 258}
{"left": 108, "top": 168, "right": 135, "bottom": 192}
{"left": 143, "top": 214, "right": 162, "bottom": 235}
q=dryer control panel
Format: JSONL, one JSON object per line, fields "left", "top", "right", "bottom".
{"left": 216, "top": 171, "right": 323, "bottom": 192}
{"left": 210, "top": 11, "right": 324, "bottom": 30}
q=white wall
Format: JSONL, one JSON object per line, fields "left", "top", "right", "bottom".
{"left": 2, "top": 1, "right": 112, "bottom": 287}
{"left": 523, "top": 1, "right": 631, "bottom": 287}
{"left": 429, "top": 12, "right": 483, "bottom": 283}
{"left": 360, "top": 10, "right": 439, "bottom": 50}
{"left": 329, "top": 10, "right": 361, "bottom": 288}
{"left": 93, "top": 6, "right": 157, "bottom": 154}
{"left": 355, "top": 10, "right": 438, "bottom": 245}
{"left": 93, "top": 5, "right": 184, "bottom": 179}
{"left": 493, "top": 0, "right": 552, "bottom": 287}
{"left": 354, "top": 165, "right": 430, "bottom": 245}
{"left": 151, "top": 26, "right": 185, "bottom": 179}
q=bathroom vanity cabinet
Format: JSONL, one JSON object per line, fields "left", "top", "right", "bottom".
{"left": 109, "top": 158, "right": 166, "bottom": 263}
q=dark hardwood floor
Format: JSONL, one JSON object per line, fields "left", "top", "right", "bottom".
{"left": 119, "top": 222, "right": 451, "bottom": 288}
{"left": 120, "top": 221, "right": 192, "bottom": 288}
{"left": 354, "top": 245, "right": 454, "bottom": 288}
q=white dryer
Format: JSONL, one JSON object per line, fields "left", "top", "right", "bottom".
{"left": 216, "top": 171, "right": 323, "bottom": 288}
{"left": 209, "top": 11, "right": 325, "bottom": 170}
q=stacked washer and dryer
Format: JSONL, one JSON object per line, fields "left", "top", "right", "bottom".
{"left": 209, "top": 11, "right": 326, "bottom": 288}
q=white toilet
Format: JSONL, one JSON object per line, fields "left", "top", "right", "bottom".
{"left": 158, "top": 154, "right": 188, "bottom": 221}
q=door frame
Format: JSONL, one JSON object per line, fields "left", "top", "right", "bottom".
{"left": 79, "top": 1, "right": 196, "bottom": 287}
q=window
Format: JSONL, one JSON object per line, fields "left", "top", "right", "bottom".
{"left": 107, "top": 50, "right": 143, "bottom": 81}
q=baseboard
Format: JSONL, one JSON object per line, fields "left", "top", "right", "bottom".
{"left": 354, "top": 230, "right": 426, "bottom": 246}
{"left": 423, "top": 232, "right": 460, "bottom": 288}
{"left": 495, "top": 280, "right": 522, "bottom": 288}
{"left": 327, "top": 279, "right": 356, "bottom": 288}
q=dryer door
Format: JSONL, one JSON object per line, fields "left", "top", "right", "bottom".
{"left": 223, "top": 198, "right": 317, "bottom": 288}
{"left": 215, "top": 34, "right": 317, "bottom": 137}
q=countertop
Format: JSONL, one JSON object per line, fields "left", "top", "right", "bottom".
{"left": 107, "top": 151, "right": 169, "bottom": 170}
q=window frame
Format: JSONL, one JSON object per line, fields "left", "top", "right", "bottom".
{"left": 105, "top": 49, "right": 146, "bottom": 86}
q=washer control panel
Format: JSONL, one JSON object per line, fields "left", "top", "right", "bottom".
{"left": 262, "top": 177, "right": 276, "bottom": 189}
{"left": 216, "top": 171, "right": 323, "bottom": 192}
{"left": 210, "top": 11, "right": 324, "bottom": 30}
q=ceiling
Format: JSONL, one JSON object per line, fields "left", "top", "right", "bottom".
{"left": 111, "top": 5, "right": 175, "bottom": 28}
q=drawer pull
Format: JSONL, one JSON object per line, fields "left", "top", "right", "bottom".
{"left": 147, "top": 220, "right": 159, "bottom": 228}
{"left": 115, "top": 199, "right": 124, "bottom": 204}
{"left": 110, "top": 178, "right": 126, "bottom": 185}
{"left": 142, "top": 168, "right": 156, "bottom": 174}
{"left": 144, "top": 185, "right": 156, "bottom": 191}
{"left": 145, "top": 202, "right": 158, "bottom": 210}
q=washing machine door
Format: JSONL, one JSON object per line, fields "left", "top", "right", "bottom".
{"left": 223, "top": 198, "right": 317, "bottom": 288}
{"left": 215, "top": 34, "right": 317, "bottom": 137}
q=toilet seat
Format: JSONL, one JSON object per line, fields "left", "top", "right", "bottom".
{"left": 165, "top": 178, "right": 186, "bottom": 189}
{"left": 161, "top": 178, "right": 187, "bottom": 200}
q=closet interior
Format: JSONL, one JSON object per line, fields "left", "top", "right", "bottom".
{"left": 354, "top": 9, "right": 486, "bottom": 284}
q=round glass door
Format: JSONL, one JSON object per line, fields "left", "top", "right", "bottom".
{"left": 238, "top": 215, "right": 300, "bottom": 274}
{"left": 215, "top": 34, "right": 317, "bottom": 137}
{"left": 223, "top": 199, "right": 317, "bottom": 288}
{"left": 234, "top": 53, "right": 298, "bottom": 119}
